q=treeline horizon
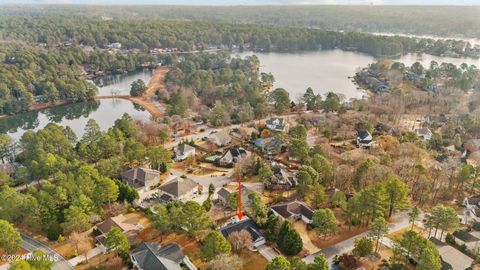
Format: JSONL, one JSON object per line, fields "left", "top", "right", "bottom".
{"left": 1, "top": 5, "right": 480, "bottom": 39}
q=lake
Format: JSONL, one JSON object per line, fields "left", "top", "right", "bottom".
{"left": 234, "top": 50, "right": 480, "bottom": 101}
{"left": 96, "top": 68, "right": 153, "bottom": 96}
{"left": 2, "top": 49, "right": 478, "bottom": 141}
{"left": 0, "top": 100, "right": 152, "bottom": 141}
{"left": 234, "top": 50, "right": 375, "bottom": 100}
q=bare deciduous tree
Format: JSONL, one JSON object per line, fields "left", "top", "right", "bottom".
{"left": 227, "top": 229, "right": 252, "bottom": 252}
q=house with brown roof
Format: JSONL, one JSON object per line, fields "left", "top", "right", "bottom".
{"left": 270, "top": 200, "right": 314, "bottom": 224}
{"left": 209, "top": 129, "right": 232, "bottom": 147}
{"left": 158, "top": 176, "right": 202, "bottom": 202}
{"left": 121, "top": 167, "right": 160, "bottom": 192}
{"left": 94, "top": 214, "right": 143, "bottom": 246}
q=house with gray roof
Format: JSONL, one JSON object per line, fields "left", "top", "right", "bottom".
{"left": 253, "top": 137, "right": 285, "bottom": 155}
{"left": 264, "top": 163, "right": 297, "bottom": 190}
{"left": 266, "top": 117, "right": 287, "bottom": 132}
{"left": 270, "top": 200, "right": 314, "bottom": 224}
{"left": 462, "top": 196, "right": 480, "bottom": 223}
{"left": 130, "top": 242, "right": 196, "bottom": 270}
{"left": 209, "top": 129, "right": 232, "bottom": 147}
{"left": 219, "top": 218, "right": 266, "bottom": 248}
{"left": 452, "top": 230, "right": 480, "bottom": 254}
{"left": 216, "top": 183, "right": 249, "bottom": 209}
{"left": 218, "top": 147, "right": 248, "bottom": 166}
{"left": 430, "top": 237, "right": 474, "bottom": 270}
{"left": 415, "top": 128, "right": 433, "bottom": 141}
{"left": 173, "top": 144, "right": 196, "bottom": 162}
{"left": 121, "top": 167, "right": 160, "bottom": 192}
{"left": 158, "top": 176, "right": 202, "bottom": 202}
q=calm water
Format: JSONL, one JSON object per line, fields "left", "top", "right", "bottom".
{"left": 2, "top": 50, "right": 477, "bottom": 141}
{"left": 0, "top": 100, "right": 151, "bottom": 141}
{"left": 235, "top": 50, "right": 375, "bottom": 100}
{"left": 96, "top": 69, "right": 152, "bottom": 96}
{"left": 234, "top": 49, "right": 480, "bottom": 101}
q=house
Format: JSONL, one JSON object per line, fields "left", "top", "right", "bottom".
{"left": 209, "top": 130, "right": 232, "bottom": 147}
{"left": 270, "top": 200, "right": 314, "bottom": 224}
{"left": 230, "top": 127, "right": 257, "bottom": 141}
{"left": 158, "top": 176, "right": 202, "bottom": 202}
{"left": 121, "top": 167, "right": 161, "bottom": 192}
{"left": 216, "top": 183, "right": 249, "bottom": 209}
{"left": 374, "top": 123, "right": 398, "bottom": 136}
{"left": 219, "top": 218, "right": 266, "bottom": 248}
{"left": 130, "top": 242, "right": 197, "bottom": 270}
{"left": 463, "top": 196, "right": 480, "bottom": 222}
{"left": 264, "top": 164, "right": 297, "bottom": 190}
{"left": 94, "top": 214, "right": 143, "bottom": 245}
{"left": 430, "top": 237, "right": 474, "bottom": 270}
{"left": 423, "top": 83, "right": 439, "bottom": 94}
{"left": 427, "top": 114, "right": 448, "bottom": 126}
{"left": 357, "top": 130, "right": 377, "bottom": 148}
{"left": 356, "top": 130, "right": 376, "bottom": 148}
{"left": 356, "top": 71, "right": 390, "bottom": 93}
{"left": 218, "top": 147, "right": 248, "bottom": 166}
{"left": 415, "top": 128, "right": 433, "bottom": 141}
{"left": 253, "top": 137, "right": 285, "bottom": 155}
{"left": 173, "top": 144, "right": 196, "bottom": 162}
{"left": 266, "top": 118, "right": 287, "bottom": 132}
{"left": 404, "top": 71, "right": 422, "bottom": 82}
{"left": 107, "top": 42, "right": 122, "bottom": 49}
{"left": 452, "top": 230, "right": 480, "bottom": 254}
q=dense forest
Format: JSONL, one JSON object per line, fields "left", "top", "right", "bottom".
{"left": 0, "top": 43, "right": 153, "bottom": 115}
{"left": 1, "top": 5, "right": 480, "bottom": 39}
{"left": 0, "top": 15, "right": 474, "bottom": 58}
{"left": 0, "top": 114, "right": 171, "bottom": 240}
{"left": 0, "top": 14, "right": 477, "bottom": 116}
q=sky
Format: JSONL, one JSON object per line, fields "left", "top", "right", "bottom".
{"left": 1, "top": 0, "right": 480, "bottom": 5}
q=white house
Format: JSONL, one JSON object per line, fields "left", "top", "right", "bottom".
{"left": 356, "top": 130, "right": 376, "bottom": 148}
{"left": 266, "top": 117, "right": 287, "bottom": 132}
{"left": 173, "top": 144, "right": 196, "bottom": 161}
{"left": 415, "top": 128, "right": 433, "bottom": 141}
{"left": 462, "top": 197, "right": 480, "bottom": 223}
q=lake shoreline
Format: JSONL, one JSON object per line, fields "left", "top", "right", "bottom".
{"left": 96, "top": 66, "right": 168, "bottom": 119}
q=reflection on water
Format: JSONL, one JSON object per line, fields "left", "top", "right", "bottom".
{"left": 0, "top": 99, "right": 151, "bottom": 141}
{"left": 96, "top": 69, "right": 153, "bottom": 96}
{"left": 234, "top": 50, "right": 375, "bottom": 100}
{"left": 234, "top": 49, "right": 479, "bottom": 101}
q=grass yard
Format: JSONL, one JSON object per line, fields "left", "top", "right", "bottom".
{"left": 308, "top": 225, "right": 368, "bottom": 249}
{"left": 239, "top": 250, "right": 268, "bottom": 270}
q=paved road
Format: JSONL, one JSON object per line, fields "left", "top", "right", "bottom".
{"left": 21, "top": 234, "right": 73, "bottom": 270}
{"left": 170, "top": 168, "right": 231, "bottom": 188}
{"left": 303, "top": 212, "right": 411, "bottom": 264}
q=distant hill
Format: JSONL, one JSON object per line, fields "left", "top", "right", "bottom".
{"left": 1, "top": 5, "right": 480, "bottom": 38}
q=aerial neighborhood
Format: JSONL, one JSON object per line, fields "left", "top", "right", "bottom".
{"left": 0, "top": 3, "right": 480, "bottom": 270}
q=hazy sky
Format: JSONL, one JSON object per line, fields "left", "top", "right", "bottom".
{"left": 1, "top": 0, "right": 480, "bottom": 5}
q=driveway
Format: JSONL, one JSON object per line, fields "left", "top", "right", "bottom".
{"left": 293, "top": 221, "right": 320, "bottom": 254}
{"left": 258, "top": 245, "right": 280, "bottom": 261}
{"left": 21, "top": 234, "right": 74, "bottom": 270}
